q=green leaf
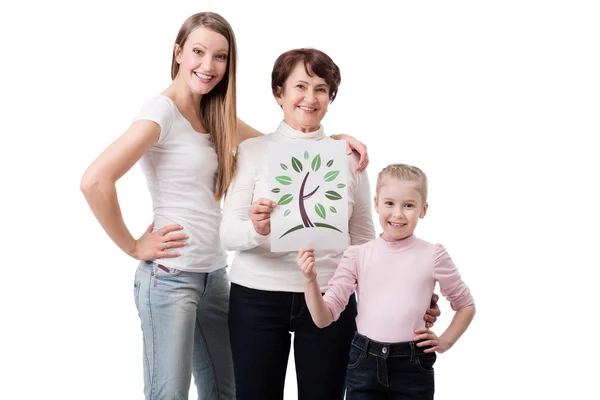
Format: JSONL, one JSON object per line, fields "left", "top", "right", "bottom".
{"left": 314, "top": 222, "right": 343, "bottom": 233}
{"left": 336, "top": 183, "right": 346, "bottom": 189}
{"left": 280, "top": 224, "right": 304, "bottom": 239}
{"left": 292, "top": 157, "right": 303, "bottom": 173}
{"left": 304, "top": 151, "right": 309, "bottom": 160}
{"left": 280, "top": 163, "right": 288, "bottom": 171}
{"left": 271, "top": 188, "right": 281, "bottom": 193}
{"left": 284, "top": 209, "right": 291, "bottom": 217}
{"left": 315, "top": 203, "right": 326, "bottom": 219}
{"left": 325, "top": 190, "right": 342, "bottom": 200}
{"left": 311, "top": 154, "right": 321, "bottom": 172}
{"left": 329, "top": 206, "right": 337, "bottom": 213}
{"left": 326, "top": 159, "right": 333, "bottom": 167}
{"left": 324, "top": 171, "right": 340, "bottom": 182}
{"left": 275, "top": 176, "right": 292, "bottom": 185}
{"left": 278, "top": 194, "right": 294, "bottom": 205}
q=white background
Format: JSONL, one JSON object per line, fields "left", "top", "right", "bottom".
{"left": 1, "top": 0, "right": 598, "bottom": 399}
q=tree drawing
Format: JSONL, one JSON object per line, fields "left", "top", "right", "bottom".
{"left": 271, "top": 151, "right": 346, "bottom": 239}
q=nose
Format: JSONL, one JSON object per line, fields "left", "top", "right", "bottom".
{"left": 393, "top": 207, "right": 404, "bottom": 218}
{"left": 201, "top": 55, "right": 214, "bottom": 72}
{"left": 304, "top": 89, "right": 317, "bottom": 103}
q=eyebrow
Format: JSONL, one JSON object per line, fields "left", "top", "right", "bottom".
{"left": 191, "top": 42, "right": 228, "bottom": 52}
{"left": 296, "top": 80, "right": 329, "bottom": 88}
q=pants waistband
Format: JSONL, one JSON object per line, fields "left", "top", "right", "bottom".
{"left": 351, "top": 332, "right": 431, "bottom": 359}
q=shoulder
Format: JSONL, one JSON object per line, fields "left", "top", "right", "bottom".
{"left": 237, "top": 133, "right": 277, "bottom": 160}
{"left": 139, "top": 95, "right": 176, "bottom": 115}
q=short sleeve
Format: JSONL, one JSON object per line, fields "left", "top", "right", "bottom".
{"left": 132, "top": 96, "right": 175, "bottom": 144}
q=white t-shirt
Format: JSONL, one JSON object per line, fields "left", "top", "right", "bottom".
{"left": 220, "top": 121, "right": 376, "bottom": 292}
{"left": 133, "top": 95, "right": 227, "bottom": 272}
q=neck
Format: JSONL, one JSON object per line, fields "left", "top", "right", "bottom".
{"left": 165, "top": 76, "right": 203, "bottom": 115}
{"left": 283, "top": 118, "right": 320, "bottom": 133}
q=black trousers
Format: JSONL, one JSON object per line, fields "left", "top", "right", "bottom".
{"left": 228, "top": 283, "right": 357, "bottom": 400}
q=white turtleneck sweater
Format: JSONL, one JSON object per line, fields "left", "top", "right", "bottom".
{"left": 220, "top": 121, "right": 376, "bottom": 292}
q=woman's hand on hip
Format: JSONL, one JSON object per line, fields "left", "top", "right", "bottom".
{"left": 249, "top": 198, "right": 276, "bottom": 236}
{"left": 131, "top": 222, "right": 188, "bottom": 260}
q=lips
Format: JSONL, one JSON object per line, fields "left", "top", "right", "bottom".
{"left": 194, "top": 72, "right": 215, "bottom": 81}
{"left": 298, "top": 106, "right": 316, "bottom": 112}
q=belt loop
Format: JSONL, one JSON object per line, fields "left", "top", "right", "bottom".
{"left": 409, "top": 341, "right": 416, "bottom": 363}
{"left": 363, "top": 335, "right": 371, "bottom": 356}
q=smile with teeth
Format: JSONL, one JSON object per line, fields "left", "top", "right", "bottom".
{"left": 194, "top": 72, "right": 214, "bottom": 81}
{"left": 298, "top": 106, "right": 316, "bottom": 111}
{"left": 389, "top": 222, "right": 407, "bottom": 227}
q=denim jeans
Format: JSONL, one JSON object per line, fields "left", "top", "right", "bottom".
{"left": 346, "top": 332, "right": 436, "bottom": 400}
{"left": 134, "top": 261, "right": 235, "bottom": 400}
{"left": 228, "top": 283, "right": 357, "bottom": 400}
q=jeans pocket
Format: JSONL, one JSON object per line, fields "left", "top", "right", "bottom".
{"left": 152, "top": 263, "right": 185, "bottom": 279}
{"left": 347, "top": 345, "right": 367, "bottom": 370}
{"left": 415, "top": 352, "right": 436, "bottom": 374}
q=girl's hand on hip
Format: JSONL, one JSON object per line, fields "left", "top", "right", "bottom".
{"left": 413, "top": 328, "right": 451, "bottom": 353}
{"left": 131, "top": 222, "right": 187, "bottom": 260}
{"left": 249, "top": 198, "right": 275, "bottom": 236}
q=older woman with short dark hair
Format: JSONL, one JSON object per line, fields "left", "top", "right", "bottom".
{"left": 220, "top": 48, "right": 437, "bottom": 400}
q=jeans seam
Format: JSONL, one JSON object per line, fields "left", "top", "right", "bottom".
{"left": 195, "top": 319, "right": 222, "bottom": 398}
{"left": 147, "top": 268, "right": 157, "bottom": 400}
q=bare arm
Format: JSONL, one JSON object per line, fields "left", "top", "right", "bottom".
{"left": 236, "top": 118, "right": 264, "bottom": 145}
{"left": 80, "top": 121, "right": 184, "bottom": 260}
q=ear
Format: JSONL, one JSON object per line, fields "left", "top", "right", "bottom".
{"left": 174, "top": 44, "right": 183, "bottom": 64}
{"left": 374, "top": 195, "right": 379, "bottom": 213}
{"left": 420, "top": 202, "right": 428, "bottom": 219}
{"left": 275, "top": 86, "right": 284, "bottom": 105}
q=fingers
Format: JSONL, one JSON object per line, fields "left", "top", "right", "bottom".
{"left": 430, "top": 293, "right": 440, "bottom": 305}
{"left": 164, "top": 241, "right": 187, "bottom": 249}
{"left": 250, "top": 198, "right": 276, "bottom": 214}
{"left": 355, "top": 152, "right": 369, "bottom": 172}
{"left": 158, "top": 250, "right": 181, "bottom": 258}
{"left": 164, "top": 233, "right": 189, "bottom": 242}
{"left": 146, "top": 222, "right": 155, "bottom": 233}
{"left": 157, "top": 224, "right": 184, "bottom": 236}
{"left": 345, "top": 141, "right": 352, "bottom": 155}
{"left": 427, "top": 307, "right": 441, "bottom": 318}
{"left": 423, "top": 313, "right": 437, "bottom": 323}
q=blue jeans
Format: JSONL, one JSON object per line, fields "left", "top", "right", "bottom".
{"left": 346, "top": 332, "right": 436, "bottom": 400}
{"left": 134, "top": 261, "right": 235, "bottom": 400}
{"left": 228, "top": 283, "right": 357, "bottom": 400}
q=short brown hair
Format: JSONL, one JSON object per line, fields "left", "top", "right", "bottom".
{"left": 271, "top": 48, "right": 341, "bottom": 102}
{"left": 376, "top": 164, "right": 428, "bottom": 203}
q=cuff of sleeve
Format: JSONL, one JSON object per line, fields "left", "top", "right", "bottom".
{"left": 245, "top": 219, "right": 271, "bottom": 248}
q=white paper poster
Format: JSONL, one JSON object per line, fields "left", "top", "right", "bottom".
{"left": 268, "top": 140, "right": 349, "bottom": 252}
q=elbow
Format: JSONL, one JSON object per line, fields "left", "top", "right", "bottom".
{"left": 80, "top": 172, "right": 112, "bottom": 199}
{"left": 315, "top": 320, "right": 332, "bottom": 329}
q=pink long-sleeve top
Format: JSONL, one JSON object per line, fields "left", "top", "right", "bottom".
{"left": 323, "top": 234, "right": 474, "bottom": 343}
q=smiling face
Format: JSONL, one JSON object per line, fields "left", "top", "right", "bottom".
{"left": 276, "top": 62, "right": 330, "bottom": 133}
{"left": 375, "top": 177, "right": 428, "bottom": 242}
{"left": 174, "top": 26, "right": 229, "bottom": 96}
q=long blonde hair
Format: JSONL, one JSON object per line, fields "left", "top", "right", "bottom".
{"left": 171, "top": 12, "right": 237, "bottom": 201}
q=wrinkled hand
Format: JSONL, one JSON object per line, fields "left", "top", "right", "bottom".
{"left": 337, "top": 134, "right": 369, "bottom": 172}
{"left": 249, "top": 198, "right": 276, "bottom": 236}
{"left": 413, "top": 328, "right": 452, "bottom": 353}
{"left": 132, "top": 222, "right": 187, "bottom": 261}
{"left": 296, "top": 248, "right": 317, "bottom": 282}
{"left": 424, "top": 293, "right": 441, "bottom": 328}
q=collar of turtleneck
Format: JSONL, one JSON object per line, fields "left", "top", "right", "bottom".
{"left": 275, "top": 120, "right": 326, "bottom": 140}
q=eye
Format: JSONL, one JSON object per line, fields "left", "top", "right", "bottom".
{"left": 385, "top": 201, "right": 394, "bottom": 206}
{"left": 193, "top": 49, "right": 204, "bottom": 55}
{"left": 216, "top": 54, "right": 227, "bottom": 60}
{"left": 296, "top": 84, "right": 305, "bottom": 90}
{"left": 317, "top": 87, "right": 328, "bottom": 93}
{"left": 405, "top": 204, "right": 415, "bottom": 208}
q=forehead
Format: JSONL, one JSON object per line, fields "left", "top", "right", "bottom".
{"left": 378, "top": 178, "right": 422, "bottom": 199}
{"left": 186, "top": 26, "right": 229, "bottom": 50}
{"left": 286, "top": 62, "right": 327, "bottom": 85}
